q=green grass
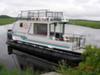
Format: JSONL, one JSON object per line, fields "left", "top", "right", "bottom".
{"left": 0, "top": 18, "right": 16, "bottom": 25}
{"left": 0, "top": 17, "right": 100, "bottom": 29}
{"left": 0, "top": 65, "right": 40, "bottom": 75}
{"left": 57, "top": 46, "right": 100, "bottom": 75}
{"left": 0, "top": 46, "right": 100, "bottom": 75}
{"left": 69, "top": 19, "right": 100, "bottom": 29}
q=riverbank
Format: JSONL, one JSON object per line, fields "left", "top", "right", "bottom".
{"left": 57, "top": 46, "right": 100, "bottom": 75}
{"left": 0, "top": 18, "right": 16, "bottom": 25}
{"left": 69, "top": 19, "right": 100, "bottom": 29}
{"left": 0, "top": 46, "right": 100, "bottom": 75}
{"left": 0, "top": 64, "right": 40, "bottom": 75}
{"left": 0, "top": 17, "right": 100, "bottom": 29}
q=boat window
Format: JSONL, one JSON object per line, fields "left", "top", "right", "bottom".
{"left": 20, "top": 23, "right": 23, "bottom": 27}
{"left": 34, "top": 23, "right": 47, "bottom": 36}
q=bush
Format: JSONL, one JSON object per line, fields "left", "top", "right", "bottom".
{"left": 57, "top": 46, "right": 100, "bottom": 75}
{"left": 79, "top": 46, "right": 100, "bottom": 73}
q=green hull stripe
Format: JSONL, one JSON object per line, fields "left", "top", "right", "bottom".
{"left": 13, "top": 33, "right": 71, "bottom": 50}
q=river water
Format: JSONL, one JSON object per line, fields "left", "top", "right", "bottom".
{"left": 0, "top": 24, "right": 100, "bottom": 69}
{"left": 0, "top": 24, "right": 19, "bottom": 69}
{"left": 65, "top": 24, "right": 100, "bottom": 47}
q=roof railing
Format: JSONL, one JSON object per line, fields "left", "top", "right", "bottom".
{"left": 17, "top": 10, "right": 63, "bottom": 21}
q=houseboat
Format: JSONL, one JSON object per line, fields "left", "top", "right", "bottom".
{"left": 7, "top": 10, "right": 86, "bottom": 70}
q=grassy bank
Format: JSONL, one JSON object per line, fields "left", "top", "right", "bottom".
{"left": 0, "top": 15, "right": 100, "bottom": 29}
{"left": 0, "top": 18, "right": 16, "bottom": 25}
{"left": 1, "top": 46, "right": 100, "bottom": 75}
{"left": 0, "top": 65, "right": 40, "bottom": 75}
{"left": 57, "top": 46, "right": 100, "bottom": 75}
{"left": 69, "top": 19, "right": 100, "bottom": 29}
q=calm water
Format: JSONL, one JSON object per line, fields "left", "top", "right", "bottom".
{"left": 0, "top": 24, "right": 19, "bottom": 69}
{"left": 0, "top": 24, "right": 100, "bottom": 69}
{"left": 65, "top": 24, "right": 100, "bottom": 47}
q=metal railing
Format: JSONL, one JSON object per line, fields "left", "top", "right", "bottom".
{"left": 17, "top": 9, "right": 63, "bottom": 21}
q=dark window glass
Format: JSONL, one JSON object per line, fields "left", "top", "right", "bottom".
{"left": 20, "top": 23, "right": 23, "bottom": 27}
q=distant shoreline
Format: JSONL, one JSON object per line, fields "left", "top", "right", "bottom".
{"left": 69, "top": 19, "right": 100, "bottom": 29}
{"left": 0, "top": 18, "right": 16, "bottom": 25}
{"left": 0, "top": 15, "right": 16, "bottom": 25}
{"left": 0, "top": 15, "right": 100, "bottom": 29}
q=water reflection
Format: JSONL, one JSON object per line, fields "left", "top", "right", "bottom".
{"left": 0, "top": 24, "right": 19, "bottom": 69}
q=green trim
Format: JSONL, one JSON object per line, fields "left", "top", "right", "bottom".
{"left": 13, "top": 32, "right": 27, "bottom": 40}
{"left": 12, "top": 33, "right": 71, "bottom": 50}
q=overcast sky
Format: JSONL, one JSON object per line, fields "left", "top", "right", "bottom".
{"left": 0, "top": 0, "right": 100, "bottom": 20}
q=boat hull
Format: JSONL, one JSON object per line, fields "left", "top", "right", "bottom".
{"left": 7, "top": 30, "right": 83, "bottom": 70}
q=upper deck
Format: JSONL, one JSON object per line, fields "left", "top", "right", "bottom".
{"left": 17, "top": 9, "right": 63, "bottom": 22}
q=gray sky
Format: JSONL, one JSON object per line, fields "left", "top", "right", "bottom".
{"left": 0, "top": 0, "right": 100, "bottom": 20}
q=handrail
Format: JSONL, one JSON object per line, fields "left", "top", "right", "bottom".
{"left": 17, "top": 10, "right": 63, "bottom": 20}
